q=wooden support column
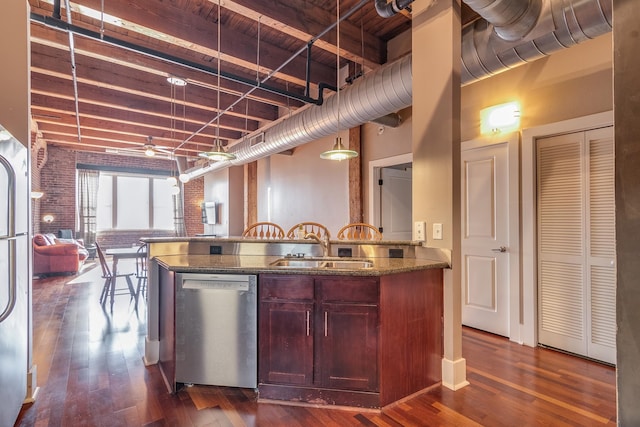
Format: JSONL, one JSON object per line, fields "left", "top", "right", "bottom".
{"left": 245, "top": 161, "right": 258, "bottom": 227}
{"left": 348, "top": 126, "right": 363, "bottom": 223}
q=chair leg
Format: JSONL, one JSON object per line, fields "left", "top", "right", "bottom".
{"left": 100, "top": 277, "right": 111, "bottom": 305}
{"left": 125, "top": 275, "right": 136, "bottom": 308}
{"left": 110, "top": 276, "right": 118, "bottom": 311}
{"left": 135, "top": 276, "right": 147, "bottom": 309}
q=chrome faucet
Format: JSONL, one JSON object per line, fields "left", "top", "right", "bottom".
{"left": 304, "top": 232, "right": 331, "bottom": 257}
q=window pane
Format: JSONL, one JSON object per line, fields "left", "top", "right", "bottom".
{"left": 96, "top": 175, "right": 112, "bottom": 231}
{"left": 116, "top": 176, "right": 149, "bottom": 229}
{"left": 153, "top": 178, "right": 175, "bottom": 230}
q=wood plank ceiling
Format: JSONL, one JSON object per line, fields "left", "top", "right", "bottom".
{"left": 28, "top": 0, "right": 479, "bottom": 160}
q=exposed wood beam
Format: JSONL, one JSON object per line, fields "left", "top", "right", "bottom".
{"left": 31, "top": 44, "right": 277, "bottom": 123}
{"left": 31, "top": 24, "right": 303, "bottom": 110}
{"left": 31, "top": 0, "right": 337, "bottom": 90}
{"left": 217, "top": 0, "right": 386, "bottom": 68}
{"left": 30, "top": 73, "right": 255, "bottom": 135}
{"left": 30, "top": 102, "right": 244, "bottom": 144}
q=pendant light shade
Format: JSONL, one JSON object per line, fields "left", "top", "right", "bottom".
{"left": 320, "top": 137, "right": 358, "bottom": 161}
{"left": 320, "top": 0, "right": 358, "bottom": 161}
{"left": 198, "top": 143, "right": 236, "bottom": 161}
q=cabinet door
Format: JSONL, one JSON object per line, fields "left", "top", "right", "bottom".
{"left": 316, "top": 277, "right": 379, "bottom": 391}
{"left": 259, "top": 275, "right": 314, "bottom": 386}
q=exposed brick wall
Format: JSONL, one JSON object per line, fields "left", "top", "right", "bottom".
{"left": 183, "top": 176, "right": 205, "bottom": 236}
{"left": 39, "top": 147, "right": 76, "bottom": 235}
{"left": 38, "top": 146, "right": 204, "bottom": 246}
{"left": 30, "top": 132, "right": 44, "bottom": 234}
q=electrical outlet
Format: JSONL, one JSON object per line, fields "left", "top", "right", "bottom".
{"left": 433, "top": 223, "right": 443, "bottom": 240}
{"left": 414, "top": 221, "right": 426, "bottom": 242}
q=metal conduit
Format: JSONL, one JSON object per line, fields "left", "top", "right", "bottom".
{"left": 462, "top": 0, "right": 612, "bottom": 84}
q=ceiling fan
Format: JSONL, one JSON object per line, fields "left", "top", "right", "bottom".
{"left": 108, "top": 136, "right": 174, "bottom": 158}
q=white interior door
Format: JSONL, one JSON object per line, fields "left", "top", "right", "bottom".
{"left": 537, "top": 127, "right": 616, "bottom": 364}
{"left": 461, "top": 141, "right": 511, "bottom": 337}
{"left": 380, "top": 167, "right": 412, "bottom": 240}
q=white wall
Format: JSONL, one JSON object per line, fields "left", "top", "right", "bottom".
{"left": 256, "top": 133, "right": 350, "bottom": 236}
{"left": 203, "top": 166, "right": 244, "bottom": 236}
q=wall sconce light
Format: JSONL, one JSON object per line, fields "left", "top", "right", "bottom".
{"left": 480, "top": 101, "right": 521, "bottom": 135}
{"left": 42, "top": 214, "right": 54, "bottom": 223}
{"left": 31, "top": 191, "right": 44, "bottom": 199}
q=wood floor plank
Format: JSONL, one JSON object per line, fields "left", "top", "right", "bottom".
{"left": 16, "top": 265, "right": 617, "bottom": 426}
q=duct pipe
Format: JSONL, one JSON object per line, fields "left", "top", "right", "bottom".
{"left": 464, "top": 0, "right": 542, "bottom": 41}
{"left": 461, "top": 0, "right": 612, "bottom": 84}
{"left": 370, "top": 112, "right": 402, "bottom": 127}
{"left": 228, "top": 54, "right": 412, "bottom": 165}
{"left": 181, "top": 0, "right": 612, "bottom": 180}
{"left": 375, "top": 0, "right": 414, "bottom": 18}
{"left": 182, "top": 55, "right": 412, "bottom": 181}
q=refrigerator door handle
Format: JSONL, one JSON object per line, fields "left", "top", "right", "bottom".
{"left": 0, "top": 154, "right": 17, "bottom": 323}
{"left": 0, "top": 238, "right": 17, "bottom": 323}
{"left": 0, "top": 153, "right": 16, "bottom": 236}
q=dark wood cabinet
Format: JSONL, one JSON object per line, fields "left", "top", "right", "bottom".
{"left": 259, "top": 274, "right": 379, "bottom": 396}
{"left": 258, "top": 275, "right": 314, "bottom": 386}
{"left": 316, "top": 277, "right": 378, "bottom": 392}
{"left": 258, "top": 270, "right": 443, "bottom": 408}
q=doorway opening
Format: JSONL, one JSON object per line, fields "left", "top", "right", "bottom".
{"left": 368, "top": 153, "right": 413, "bottom": 241}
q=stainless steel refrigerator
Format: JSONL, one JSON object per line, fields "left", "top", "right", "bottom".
{"left": 0, "top": 125, "right": 30, "bottom": 427}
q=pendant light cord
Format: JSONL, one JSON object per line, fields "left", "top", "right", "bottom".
{"left": 336, "top": 0, "right": 340, "bottom": 138}
{"left": 216, "top": 0, "right": 222, "bottom": 151}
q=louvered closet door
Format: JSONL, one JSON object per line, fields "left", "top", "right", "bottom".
{"left": 537, "top": 127, "right": 615, "bottom": 364}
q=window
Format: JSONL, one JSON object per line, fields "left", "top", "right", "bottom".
{"left": 95, "top": 172, "right": 175, "bottom": 231}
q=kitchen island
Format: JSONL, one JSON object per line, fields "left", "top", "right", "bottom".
{"left": 143, "top": 237, "right": 448, "bottom": 408}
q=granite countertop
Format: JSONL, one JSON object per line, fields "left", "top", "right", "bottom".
{"left": 141, "top": 236, "right": 424, "bottom": 246}
{"left": 154, "top": 254, "right": 449, "bottom": 276}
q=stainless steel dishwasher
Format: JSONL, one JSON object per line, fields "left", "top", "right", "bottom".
{"left": 175, "top": 273, "right": 257, "bottom": 389}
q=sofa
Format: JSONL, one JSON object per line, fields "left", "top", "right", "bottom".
{"left": 32, "top": 233, "right": 89, "bottom": 276}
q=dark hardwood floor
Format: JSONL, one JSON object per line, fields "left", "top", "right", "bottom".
{"left": 17, "top": 261, "right": 617, "bottom": 426}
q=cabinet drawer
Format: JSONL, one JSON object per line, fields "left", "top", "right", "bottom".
{"left": 318, "top": 277, "right": 379, "bottom": 303}
{"left": 260, "top": 274, "right": 314, "bottom": 300}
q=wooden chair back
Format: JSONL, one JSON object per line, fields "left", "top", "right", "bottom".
{"left": 135, "top": 243, "right": 147, "bottom": 279}
{"left": 242, "top": 222, "right": 285, "bottom": 239}
{"left": 337, "top": 223, "right": 382, "bottom": 241}
{"left": 95, "top": 242, "right": 112, "bottom": 278}
{"left": 287, "top": 222, "right": 331, "bottom": 239}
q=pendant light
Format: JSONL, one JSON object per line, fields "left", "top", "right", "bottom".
{"left": 167, "top": 75, "right": 186, "bottom": 194}
{"left": 198, "top": 0, "right": 236, "bottom": 162}
{"left": 198, "top": 141, "right": 235, "bottom": 161}
{"left": 320, "top": 0, "right": 358, "bottom": 161}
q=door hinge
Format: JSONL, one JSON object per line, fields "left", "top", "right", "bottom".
{"left": 378, "top": 179, "right": 383, "bottom": 186}
{"left": 379, "top": 226, "right": 383, "bottom": 233}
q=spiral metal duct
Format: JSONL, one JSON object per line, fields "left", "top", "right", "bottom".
{"left": 462, "top": 0, "right": 612, "bottom": 84}
{"left": 464, "top": 0, "right": 542, "bottom": 41}
{"left": 181, "top": 0, "right": 612, "bottom": 179}
{"left": 228, "top": 54, "right": 412, "bottom": 165}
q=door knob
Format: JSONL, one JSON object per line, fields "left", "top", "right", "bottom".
{"left": 492, "top": 246, "right": 507, "bottom": 253}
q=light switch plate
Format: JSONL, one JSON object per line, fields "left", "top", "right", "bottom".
{"left": 414, "top": 221, "right": 426, "bottom": 242}
{"left": 433, "top": 223, "right": 443, "bottom": 240}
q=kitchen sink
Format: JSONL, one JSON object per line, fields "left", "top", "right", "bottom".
{"left": 269, "top": 258, "right": 373, "bottom": 269}
{"left": 269, "top": 259, "right": 326, "bottom": 268}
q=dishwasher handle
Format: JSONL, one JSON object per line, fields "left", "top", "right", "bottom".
{"left": 182, "top": 279, "right": 250, "bottom": 292}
